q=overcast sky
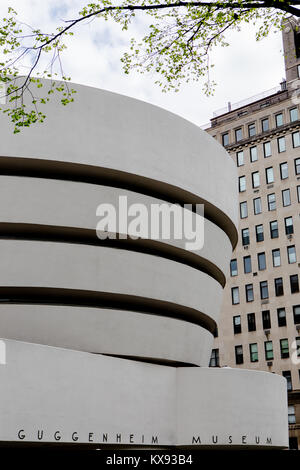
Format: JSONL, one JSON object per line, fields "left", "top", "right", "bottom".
{"left": 0, "top": 0, "right": 286, "bottom": 127}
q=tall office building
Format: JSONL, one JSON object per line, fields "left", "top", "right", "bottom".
{"left": 206, "top": 17, "right": 300, "bottom": 449}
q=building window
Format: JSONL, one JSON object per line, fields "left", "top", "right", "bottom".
{"left": 245, "top": 283, "right": 254, "bottom": 302}
{"left": 282, "top": 371, "right": 292, "bottom": 391}
{"left": 290, "top": 274, "right": 299, "bottom": 294}
{"left": 209, "top": 348, "right": 219, "bottom": 367}
{"left": 290, "top": 107, "right": 298, "bottom": 122}
{"left": 240, "top": 201, "right": 248, "bottom": 218}
{"left": 288, "top": 405, "right": 296, "bottom": 424}
{"left": 260, "top": 281, "right": 269, "bottom": 300}
{"left": 231, "top": 287, "right": 240, "bottom": 305}
{"left": 264, "top": 341, "right": 273, "bottom": 360}
{"left": 242, "top": 228, "right": 250, "bottom": 245}
{"left": 247, "top": 313, "right": 256, "bottom": 332}
{"left": 290, "top": 436, "right": 299, "bottom": 450}
{"left": 262, "top": 310, "right": 271, "bottom": 329}
{"left": 285, "top": 216, "right": 293, "bottom": 235}
{"left": 263, "top": 141, "right": 271, "bottom": 157}
{"left": 239, "top": 176, "right": 246, "bottom": 192}
{"left": 249, "top": 343, "right": 258, "bottom": 362}
{"left": 258, "top": 252, "right": 266, "bottom": 270}
{"left": 282, "top": 188, "right": 291, "bottom": 207}
{"left": 222, "top": 133, "right": 229, "bottom": 146}
{"left": 277, "top": 308, "right": 287, "bottom": 327}
{"left": 265, "top": 167, "right": 274, "bottom": 184}
{"left": 248, "top": 123, "right": 256, "bottom": 137}
{"left": 250, "top": 146, "right": 258, "bottom": 162}
{"left": 292, "top": 131, "right": 300, "bottom": 148}
{"left": 272, "top": 249, "right": 281, "bottom": 267}
{"left": 230, "top": 259, "right": 238, "bottom": 276}
{"left": 270, "top": 220, "right": 279, "bottom": 238}
{"left": 253, "top": 197, "right": 262, "bottom": 215}
{"left": 235, "top": 345, "right": 244, "bottom": 365}
{"left": 287, "top": 245, "right": 297, "bottom": 264}
{"left": 243, "top": 255, "right": 252, "bottom": 274}
{"left": 252, "top": 171, "right": 260, "bottom": 188}
{"left": 280, "top": 162, "right": 288, "bottom": 180}
{"left": 237, "top": 151, "right": 244, "bottom": 167}
{"left": 295, "top": 157, "right": 300, "bottom": 175}
{"left": 235, "top": 128, "right": 243, "bottom": 142}
{"left": 275, "top": 277, "right": 284, "bottom": 296}
{"left": 278, "top": 136, "right": 286, "bottom": 153}
{"left": 261, "top": 118, "right": 269, "bottom": 132}
{"left": 293, "top": 305, "right": 300, "bottom": 324}
{"left": 275, "top": 113, "right": 283, "bottom": 127}
{"left": 255, "top": 224, "right": 264, "bottom": 242}
{"left": 267, "top": 193, "right": 276, "bottom": 211}
{"left": 296, "top": 336, "right": 300, "bottom": 357}
{"left": 280, "top": 338, "right": 289, "bottom": 359}
{"left": 297, "top": 185, "right": 300, "bottom": 202}
{"left": 233, "top": 315, "right": 242, "bottom": 334}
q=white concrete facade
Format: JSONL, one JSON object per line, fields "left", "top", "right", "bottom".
{"left": 0, "top": 339, "right": 288, "bottom": 448}
{"left": 0, "top": 83, "right": 288, "bottom": 448}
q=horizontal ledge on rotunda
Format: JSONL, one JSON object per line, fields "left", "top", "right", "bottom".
{"left": 0, "top": 286, "right": 217, "bottom": 334}
{"left": 0, "top": 222, "right": 226, "bottom": 287}
{"left": 0, "top": 156, "right": 237, "bottom": 249}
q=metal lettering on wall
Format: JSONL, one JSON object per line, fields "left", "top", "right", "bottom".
{"left": 16, "top": 429, "right": 273, "bottom": 446}
{"left": 17, "top": 430, "right": 159, "bottom": 445}
{"left": 191, "top": 435, "right": 272, "bottom": 445}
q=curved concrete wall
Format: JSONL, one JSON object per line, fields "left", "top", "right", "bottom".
{"left": 0, "top": 340, "right": 288, "bottom": 448}
{"left": 0, "top": 240, "right": 222, "bottom": 331}
{"left": 0, "top": 176, "right": 232, "bottom": 282}
{"left": 0, "top": 83, "right": 238, "bottom": 246}
{"left": 177, "top": 367, "right": 288, "bottom": 448}
{"left": 0, "top": 305, "right": 213, "bottom": 366}
{"left": 0, "top": 83, "right": 238, "bottom": 367}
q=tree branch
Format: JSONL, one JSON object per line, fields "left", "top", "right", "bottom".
{"left": 41, "top": 1, "right": 300, "bottom": 55}
{"left": 1, "top": 0, "right": 299, "bottom": 132}
{"left": 6, "top": 1, "right": 299, "bottom": 86}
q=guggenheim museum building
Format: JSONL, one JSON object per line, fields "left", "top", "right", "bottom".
{"left": 0, "top": 81, "right": 289, "bottom": 448}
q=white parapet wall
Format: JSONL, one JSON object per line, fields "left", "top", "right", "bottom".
{"left": 0, "top": 339, "right": 288, "bottom": 448}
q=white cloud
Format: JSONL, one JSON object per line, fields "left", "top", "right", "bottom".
{"left": 0, "top": 0, "right": 286, "bottom": 126}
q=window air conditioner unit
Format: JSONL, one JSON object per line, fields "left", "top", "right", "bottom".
{"left": 264, "top": 329, "right": 271, "bottom": 336}
{"left": 267, "top": 361, "right": 273, "bottom": 367}
{"left": 287, "top": 234, "right": 293, "bottom": 240}
{"left": 296, "top": 324, "right": 300, "bottom": 332}
{"left": 243, "top": 245, "right": 249, "bottom": 250}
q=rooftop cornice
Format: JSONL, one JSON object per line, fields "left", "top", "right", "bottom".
{"left": 210, "top": 89, "right": 288, "bottom": 129}
{"left": 224, "top": 119, "right": 300, "bottom": 152}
